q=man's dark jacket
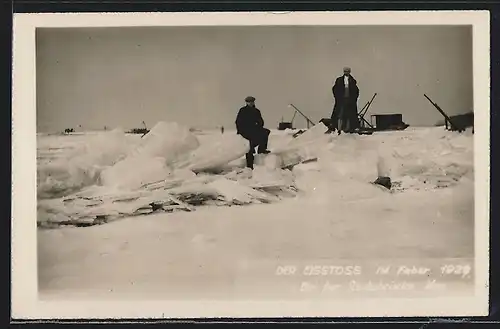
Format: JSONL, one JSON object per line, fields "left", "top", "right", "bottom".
{"left": 333, "top": 75, "right": 359, "bottom": 102}
{"left": 235, "top": 105, "right": 265, "bottom": 140}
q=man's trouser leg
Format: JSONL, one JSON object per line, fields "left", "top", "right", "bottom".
{"left": 245, "top": 152, "right": 254, "bottom": 169}
{"left": 241, "top": 133, "right": 255, "bottom": 169}
{"left": 338, "top": 104, "right": 347, "bottom": 133}
{"left": 330, "top": 106, "right": 339, "bottom": 131}
{"left": 344, "top": 98, "right": 356, "bottom": 132}
{"left": 343, "top": 100, "right": 357, "bottom": 132}
{"left": 257, "top": 128, "right": 270, "bottom": 153}
{"left": 245, "top": 141, "right": 255, "bottom": 169}
{"left": 349, "top": 102, "right": 360, "bottom": 130}
{"left": 345, "top": 103, "right": 355, "bottom": 132}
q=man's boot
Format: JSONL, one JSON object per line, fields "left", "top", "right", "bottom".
{"left": 257, "top": 130, "right": 270, "bottom": 154}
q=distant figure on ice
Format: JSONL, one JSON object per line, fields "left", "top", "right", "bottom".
{"left": 235, "top": 96, "right": 271, "bottom": 169}
{"left": 221, "top": 126, "right": 225, "bottom": 134}
{"left": 327, "top": 67, "right": 360, "bottom": 134}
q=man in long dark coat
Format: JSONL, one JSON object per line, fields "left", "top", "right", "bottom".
{"left": 328, "top": 67, "right": 360, "bottom": 134}
{"left": 235, "top": 96, "right": 271, "bottom": 169}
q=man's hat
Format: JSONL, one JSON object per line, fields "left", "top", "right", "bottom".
{"left": 245, "top": 96, "right": 256, "bottom": 102}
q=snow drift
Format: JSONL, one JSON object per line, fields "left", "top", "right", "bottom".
{"left": 37, "top": 128, "right": 133, "bottom": 198}
{"left": 173, "top": 133, "right": 250, "bottom": 173}
{"left": 100, "top": 122, "right": 200, "bottom": 190}
{"left": 37, "top": 121, "right": 474, "bottom": 228}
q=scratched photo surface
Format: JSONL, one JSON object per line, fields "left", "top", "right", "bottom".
{"left": 36, "top": 24, "right": 474, "bottom": 300}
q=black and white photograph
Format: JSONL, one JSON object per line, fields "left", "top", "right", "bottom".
{"left": 12, "top": 11, "right": 490, "bottom": 318}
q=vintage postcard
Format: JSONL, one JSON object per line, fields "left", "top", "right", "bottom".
{"left": 12, "top": 11, "right": 490, "bottom": 319}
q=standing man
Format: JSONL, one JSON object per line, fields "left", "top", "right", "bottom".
{"left": 235, "top": 96, "right": 271, "bottom": 169}
{"left": 329, "top": 67, "right": 360, "bottom": 134}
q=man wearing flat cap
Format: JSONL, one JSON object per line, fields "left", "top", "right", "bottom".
{"left": 329, "top": 67, "right": 360, "bottom": 134}
{"left": 235, "top": 96, "right": 271, "bottom": 169}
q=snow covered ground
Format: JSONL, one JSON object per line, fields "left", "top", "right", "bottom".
{"left": 37, "top": 122, "right": 474, "bottom": 299}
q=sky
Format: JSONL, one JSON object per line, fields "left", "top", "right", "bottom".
{"left": 36, "top": 25, "right": 473, "bottom": 132}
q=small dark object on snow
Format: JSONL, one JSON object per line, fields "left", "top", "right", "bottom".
{"left": 302, "top": 158, "right": 318, "bottom": 164}
{"left": 127, "top": 121, "right": 150, "bottom": 137}
{"left": 94, "top": 215, "right": 108, "bottom": 225}
{"left": 292, "top": 129, "right": 306, "bottom": 138}
{"left": 75, "top": 222, "right": 95, "bottom": 227}
{"left": 128, "top": 128, "right": 149, "bottom": 135}
{"left": 374, "top": 176, "right": 392, "bottom": 189}
{"left": 150, "top": 202, "right": 163, "bottom": 211}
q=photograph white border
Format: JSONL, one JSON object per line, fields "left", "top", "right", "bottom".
{"left": 12, "top": 11, "right": 490, "bottom": 319}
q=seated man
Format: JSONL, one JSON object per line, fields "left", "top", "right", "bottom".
{"left": 235, "top": 96, "right": 271, "bottom": 169}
